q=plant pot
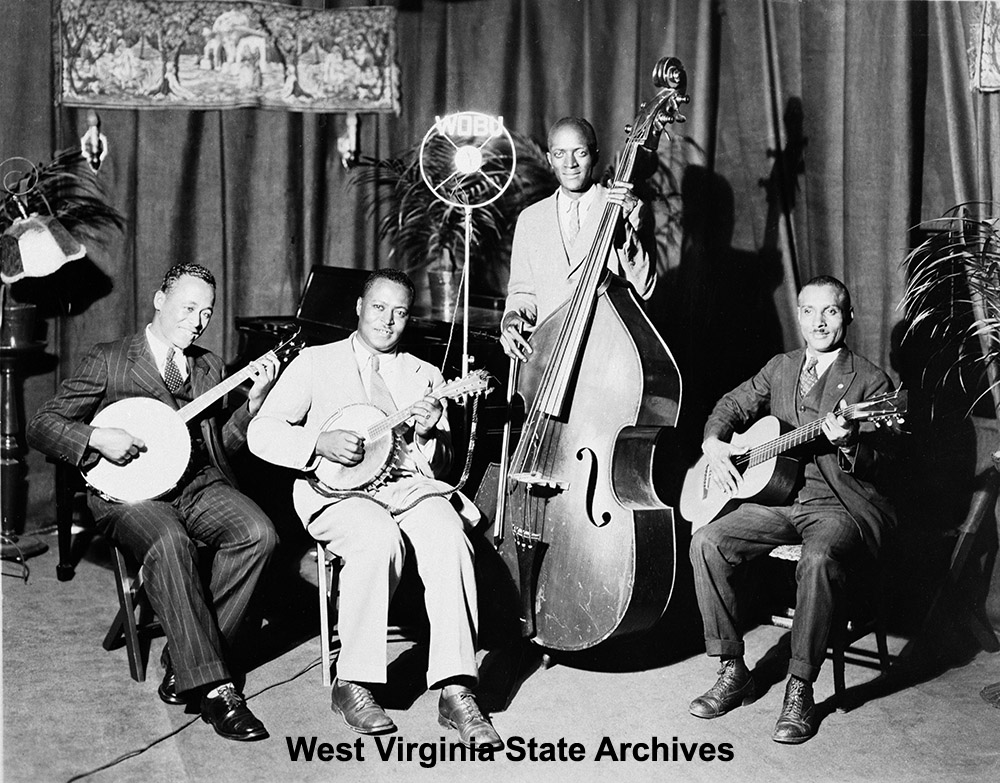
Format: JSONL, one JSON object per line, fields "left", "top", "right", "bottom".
{"left": 427, "top": 270, "right": 463, "bottom": 319}
{"left": 1, "top": 302, "right": 39, "bottom": 348}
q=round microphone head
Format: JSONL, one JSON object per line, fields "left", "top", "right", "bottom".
{"left": 419, "top": 112, "right": 516, "bottom": 209}
{"left": 454, "top": 145, "right": 483, "bottom": 175}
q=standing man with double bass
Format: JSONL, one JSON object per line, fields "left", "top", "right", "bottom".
{"left": 500, "top": 116, "right": 657, "bottom": 361}
{"left": 491, "top": 60, "right": 689, "bottom": 654}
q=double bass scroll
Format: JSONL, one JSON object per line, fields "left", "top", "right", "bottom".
{"left": 495, "top": 57, "right": 690, "bottom": 652}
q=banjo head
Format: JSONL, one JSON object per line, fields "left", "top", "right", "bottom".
{"left": 313, "top": 404, "right": 396, "bottom": 491}
{"left": 85, "top": 398, "right": 191, "bottom": 502}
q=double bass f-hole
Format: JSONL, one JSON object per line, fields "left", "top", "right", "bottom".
{"left": 576, "top": 447, "right": 612, "bottom": 528}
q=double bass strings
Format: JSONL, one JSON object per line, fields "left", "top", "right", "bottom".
{"left": 509, "top": 138, "right": 642, "bottom": 530}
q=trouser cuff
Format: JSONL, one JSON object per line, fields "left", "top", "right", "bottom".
{"left": 788, "top": 657, "right": 820, "bottom": 683}
{"left": 704, "top": 639, "right": 744, "bottom": 658}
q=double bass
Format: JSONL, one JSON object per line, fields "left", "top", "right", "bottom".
{"left": 495, "top": 58, "right": 689, "bottom": 651}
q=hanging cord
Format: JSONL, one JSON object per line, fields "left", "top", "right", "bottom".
{"left": 307, "top": 391, "right": 483, "bottom": 515}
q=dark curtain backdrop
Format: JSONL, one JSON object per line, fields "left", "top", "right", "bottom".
{"left": 3, "top": 0, "right": 999, "bottom": 525}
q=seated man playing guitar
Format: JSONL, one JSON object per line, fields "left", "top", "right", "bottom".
{"left": 687, "top": 275, "right": 898, "bottom": 744}
{"left": 247, "top": 269, "right": 503, "bottom": 749}
{"left": 27, "top": 262, "right": 280, "bottom": 742}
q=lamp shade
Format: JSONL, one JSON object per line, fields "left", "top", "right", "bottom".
{"left": 0, "top": 213, "right": 86, "bottom": 284}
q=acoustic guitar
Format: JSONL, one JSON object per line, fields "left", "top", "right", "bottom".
{"left": 309, "top": 369, "right": 491, "bottom": 495}
{"left": 679, "top": 389, "right": 907, "bottom": 530}
{"left": 83, "top": 331, "right": 303, "bottom": 503}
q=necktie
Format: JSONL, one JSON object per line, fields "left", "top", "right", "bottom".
{"left": 368, "top": 355, "right": 397, "bottom": 413}
{"left": 799, "top": 356, "right": 819, "bottom": 398}
{"left": 566, "top": 198, "right": 580, "bottom": 246}
{"left": 164, "top": 347, "right": 184, "bottom": 394}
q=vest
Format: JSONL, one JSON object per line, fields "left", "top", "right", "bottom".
{"left": 792, "top": 368, "right": 839, "bottom": 506}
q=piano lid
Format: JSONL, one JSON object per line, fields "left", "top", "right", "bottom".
{"left": 294, "top": 265, "right": 502, "bottom": 332}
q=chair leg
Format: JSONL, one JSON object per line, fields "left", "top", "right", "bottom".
{"left": 107, "top": 544, "right": 146, "bottom": 682}
{"left": 831, "top": 626, "right": 847, "bottom": 707}
{"left": 54, "top": 461, "right": 77, "bottom": 582}
{"left": 316, "top": 542, "right": 332, "bottom": 687}
{"left": 875, "top": 614, "right": 891, "bottom": 674}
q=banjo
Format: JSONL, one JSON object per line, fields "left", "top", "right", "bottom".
{"left": 83, "top": 332, "right": 303, "bottom": 503}
{"left": 309, "top": 369, "right": 491, "bottom": 495}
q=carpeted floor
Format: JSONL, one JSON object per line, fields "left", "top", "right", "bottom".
{"left": 2, "top": 528, "right": 999, "bottom": 783}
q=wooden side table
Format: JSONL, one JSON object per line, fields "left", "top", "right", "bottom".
{"left": 1, "top": 341, "right": 49, "bottom": 560}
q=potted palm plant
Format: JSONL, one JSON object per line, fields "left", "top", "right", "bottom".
{"left": 900, "top": 202, "right": 1000, "bottom": 414}
{"left": 350, "top": 126, "right": 556, "bottom": 314}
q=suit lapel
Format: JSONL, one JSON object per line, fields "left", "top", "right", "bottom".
{"left": 189, "top": 353, "right": 212, "bottom": 398}
{"left": 566, "top": 185, "right": 605, "bottom": 275}
{"left": 819, "top": 348, "right": 857, "bottom": 412}
{"left": 336, "top": 337, "right": 368, "bottom": 405}
{"left": 783, "top": 348, "right": 807, "bottom": 419}
{"left": 126, "top": 333, "right": 175, "bottom": 407}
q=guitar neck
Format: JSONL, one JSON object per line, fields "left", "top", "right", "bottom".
{"left": 735, "top": 403, "right": 862, "bottom": 468}
{"left": 178, "top": 364, "right": 257, "bottom": 424}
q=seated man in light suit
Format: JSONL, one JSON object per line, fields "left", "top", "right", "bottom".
{"left": 247, "top": 269, "right": 502, "bottom": 748}
{"left": 500, "top": 116, "right": 657, "bottom": 361}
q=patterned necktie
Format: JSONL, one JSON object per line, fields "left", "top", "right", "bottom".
{"left": 799, "top": 356, "right": 819, "bottom": 398}
{"left": 566, "top": 198, "right": 580, "bottom": 246}
{"left": 368, "top": 355, "right": 397, "bottom": 413}
{"left": 164, "top": 347, "right": 184, "bottom": 394}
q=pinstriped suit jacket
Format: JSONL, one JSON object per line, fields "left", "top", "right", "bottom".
{"left": 27, "top": 331, "right": 250, "bottom": 486}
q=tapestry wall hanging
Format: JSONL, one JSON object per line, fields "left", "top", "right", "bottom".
{"left": 54, "top": 0, "right": 400, "bottom": 112}
{"left": 970, "top": 0, "right": 1000, "bottom": 92}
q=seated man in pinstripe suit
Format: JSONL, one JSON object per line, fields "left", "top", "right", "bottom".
{"left": 28, "top": 262, "right": 280, "bottom": 743}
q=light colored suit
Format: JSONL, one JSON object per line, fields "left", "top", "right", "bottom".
{"left": 248, "top": 337, "right": 478, "bottom": 686}
{"left": 505, "top": 183, "right": 656, "bottom": 326}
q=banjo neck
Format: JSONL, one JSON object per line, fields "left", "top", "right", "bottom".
{"left": 178, "top": 362, "right": 259, "bottom": 424}
{"left": 364, "top": 394, "right": 443, "bottom": 442}
{"left": 361, "top": 370, "right": 492, "bottom": 443}
{"left": 176, "top": 331, "right": 301, "bottom": 425}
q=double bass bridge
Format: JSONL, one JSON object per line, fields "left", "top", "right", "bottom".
{"left": 509, "top": 471, "right": 569, "bottom": 494}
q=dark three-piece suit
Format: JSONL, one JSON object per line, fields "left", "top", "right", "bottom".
{"left": 690, "top": 345, "right": 897, "bottom": 682}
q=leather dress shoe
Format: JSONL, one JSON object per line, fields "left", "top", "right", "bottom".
{"left": 438, "top": 688, "right": 503, "bottom": 749}
{"left": 689, "top": 658, "right": 756, "bottom": 719}
{"left": 158, "top": 664, "right": 186, "bottom": 705}
{"left": 330, "top": 678, "right": 396, "bottom": 735}
{"left": 200, "top": 684, "right": 269, "bottom": 742}
{"left": 773, "top": 676, "right": 816, "bottom": 744}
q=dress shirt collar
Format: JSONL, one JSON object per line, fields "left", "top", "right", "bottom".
{"left": 558, "top": 183, "right": 598, "bottom": 219}
{"left": 350, "top": 333, "right": 398, "bottom": 373}
{"left": 806, "top": 347, "right": 841, "bottom": 378}
{"left": 145, "top": 325, "right": 188, "bottom": 380}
